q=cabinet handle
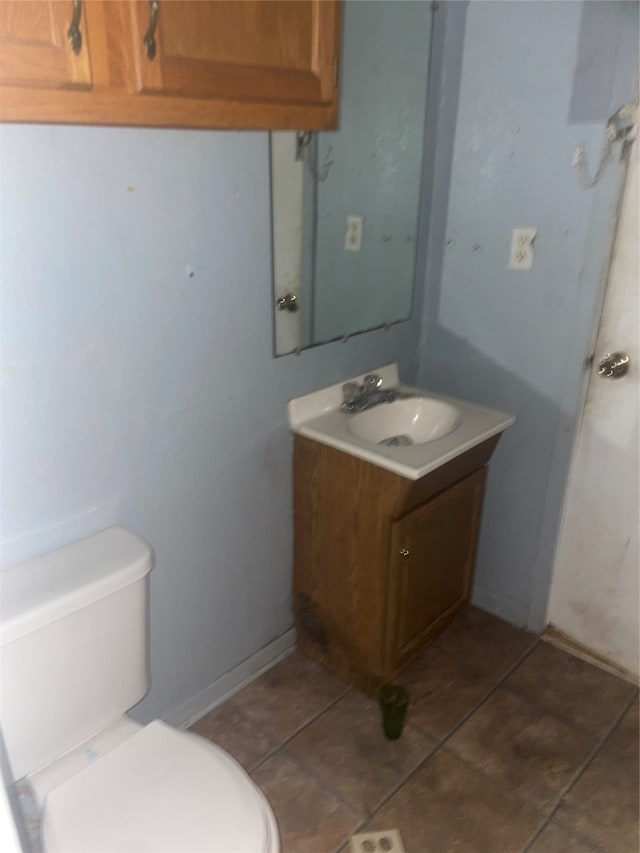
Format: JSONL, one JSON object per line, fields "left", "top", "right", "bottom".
{"left": 143, "top": 0, "right": 160, "bottom": 61}
{"left": 398, "top": 548, "right": 411, "bottom": 558}
{"left": 67, "top": 0, "right": 83, "bottom": 55}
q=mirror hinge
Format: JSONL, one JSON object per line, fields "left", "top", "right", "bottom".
{"left": 332, "top": 55, "right": 339, "bottom": 88}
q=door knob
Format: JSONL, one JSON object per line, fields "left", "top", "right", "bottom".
{"left": 597, "top": 352, "right": 630, "bottom": 379}
{"left": 398, "top": 548, "right": 410, "bottom": 557}
{"left": 276, "top": 293, "right": 299, "bottom": 312}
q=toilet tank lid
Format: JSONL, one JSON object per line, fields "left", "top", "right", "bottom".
{"left": 1, "top": 526, "right": 154, "bottom": 646}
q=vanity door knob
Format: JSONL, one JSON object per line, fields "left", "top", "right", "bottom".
{"left": 398, "top": 548, "right": 410, "bottom": 557}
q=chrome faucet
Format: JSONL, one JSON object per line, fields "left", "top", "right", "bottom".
{"left": 340, "top": 374, "right": 398, "bottom": 412}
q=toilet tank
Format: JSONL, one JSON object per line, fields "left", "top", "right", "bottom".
{"left": 0, "top": 526, "right": 154, "bottom": 781}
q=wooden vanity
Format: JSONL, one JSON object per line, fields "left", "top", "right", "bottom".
{"left": 293, "top": 433, "right": 500, "bottom": 693}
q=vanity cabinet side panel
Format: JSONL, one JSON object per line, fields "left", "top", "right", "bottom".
{"left": 293, "top": 436, "right": 403, "bottom": 691}
{"left": 386, "top": 467, "right": 487, "bottom": 673}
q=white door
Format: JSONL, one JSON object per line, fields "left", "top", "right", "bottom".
{"left": 547, "top": 136, "right": 639, "bottom": 678}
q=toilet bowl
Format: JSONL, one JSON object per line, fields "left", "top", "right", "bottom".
{"left": 0, "top": 527, "right": 280, "bottom": 852}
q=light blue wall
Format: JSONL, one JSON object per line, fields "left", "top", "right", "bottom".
{"left": 1, "top": 0, "right": 636, "bottom": 730}
{"left": 311, "top": 0, "right": 432, "bottom": 343}
{"left": 417, "top": 0, "right": 639, "bottom": 630}
{"left": 0, "top": 126, "right": 423, "bottom": 722}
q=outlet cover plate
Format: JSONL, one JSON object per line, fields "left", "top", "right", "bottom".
{"left": 509, "top": 226, "right": 537, "bottom": 270}
{"left": 345, "top": 215, "right": 364, "bottom": 252}
{"left": 350, "top": 829, "right": 405, "bottom": 853}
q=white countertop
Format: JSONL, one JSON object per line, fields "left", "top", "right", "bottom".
{"left": 288, "top": 363, "right": 515, "bottom": 480}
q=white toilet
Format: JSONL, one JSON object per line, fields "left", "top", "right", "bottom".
{"left": 0, "top": 526, "right": 280, "bottom": 852}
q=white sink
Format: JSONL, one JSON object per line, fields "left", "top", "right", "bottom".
{"left": 288, "top": 363, "right": 516, "bottom": 480}
{"left": 348, "top": 397, "right": 460, "bottom": 446}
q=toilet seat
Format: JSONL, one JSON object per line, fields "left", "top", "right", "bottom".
{"left": 41, "top": 720, "right": 279, "bottom": 852}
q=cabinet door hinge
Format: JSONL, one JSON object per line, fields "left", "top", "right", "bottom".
{"left": 332, "top": 55, "right": 339, "bottom": 88}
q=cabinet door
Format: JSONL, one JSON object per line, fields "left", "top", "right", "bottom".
{"left": 125, "top": 1, "right": 338, "bottom": 107}
{"left": 387, "top": 468, "right": 487, "bottom": 670}
{"left": 0, "top": 1, "right": 339, "bottom": 129}
{"left": 0, "top": 1, "right": 94, "bottom": 90}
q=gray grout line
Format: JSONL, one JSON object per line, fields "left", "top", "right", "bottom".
{"left": 519, "top": 688, "right": 638, "bottom": 853}
{"left": 332, "top": 816, "right": 374, "bottom": 853}
{"left": 442, "top": 744, "right": 551, "bottom": 818}
{"left": 404, "top": 634, "right": 542, "bottom": 748}
{"left": 249, "top": 636, "right": 540, "bottom": 829}
{"left": 439, "top": 680, "right": 636, "bottom": 836}
{"left": 246, "top": 684, "right": 366, "bottom": 850}
{"left": 250, "top": 634, "right": 543, "bottom": 849}
{"left": 224, "top": 688, "right": 344, "bottom": 755}
{"left": 545, "top": 820, "right": 607, "bottom": 853}
{"left": 203, "top": 631, "right": 635, "bottom": 853}
{"left": 247, "top": 684, "right": 352, "bottom": 774}
{"left": 272, "top": 744, "right": 365, "bottom": 822}
{"left": 245, "top": 683, "right": 429, "bottom": 853}
{"left": 224, "top": 695, "right": 281, "bottom": 735}
{"left": 364, "top": 636, "right": 543, "bottom": 819}
{"left": 502, "top": 677, "right": 638, "bottom": 743}
{"left": 518, "top": 811, "right": 605, "bottom": 853}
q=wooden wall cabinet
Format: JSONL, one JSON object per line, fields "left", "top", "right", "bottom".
{"left": 0, "top": 1, "right": 341, "bottom": 129}
{"left": 293, "top": 435, "right": 496, "bottom": 693}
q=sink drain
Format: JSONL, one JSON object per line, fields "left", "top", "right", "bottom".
{"left": 378, "top": 434, "right": 414, "bottom": 447}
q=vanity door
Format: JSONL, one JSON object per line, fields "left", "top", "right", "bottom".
{"left": 0, "top": 0, "right": 340, "bottom": 129}
{"left": 387, "top": 468, "right": 487, "bottom": 672}
{"left": 0, "top": 0, "right": 98, "bottom": 92}
{"left": 123, "top": 0, "right": 340, "bottom": 124}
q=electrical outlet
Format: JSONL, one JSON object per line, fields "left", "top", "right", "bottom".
{"left": 345, "top": 215, "right": 364, "bottom": 252}
{"left": 350, "top": 829, "right": 405, "bottom": 853}
{"left": 509, "top": 227, "right": 537, "bottom": 270}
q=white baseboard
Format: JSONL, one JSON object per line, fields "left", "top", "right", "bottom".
{"left": 472, "top": 585, "right": 530, "bottom": 629}
{"left": 163, "top": 629, "right": 296, "bottom": 730}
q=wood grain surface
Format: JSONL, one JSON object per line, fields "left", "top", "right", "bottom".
{"left": 293, "top": 435, "right": 493, "bottom": 692}
{"left": 0, "top": 0, "right": 341, "bottom": 130}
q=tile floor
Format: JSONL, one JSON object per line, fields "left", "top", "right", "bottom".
{"left": 191, "top": 607, "right": 639, "bottom": 853}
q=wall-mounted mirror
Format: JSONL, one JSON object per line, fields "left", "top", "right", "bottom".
{"left": 272, "top": 0, "right": 433, "bottom": 356}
